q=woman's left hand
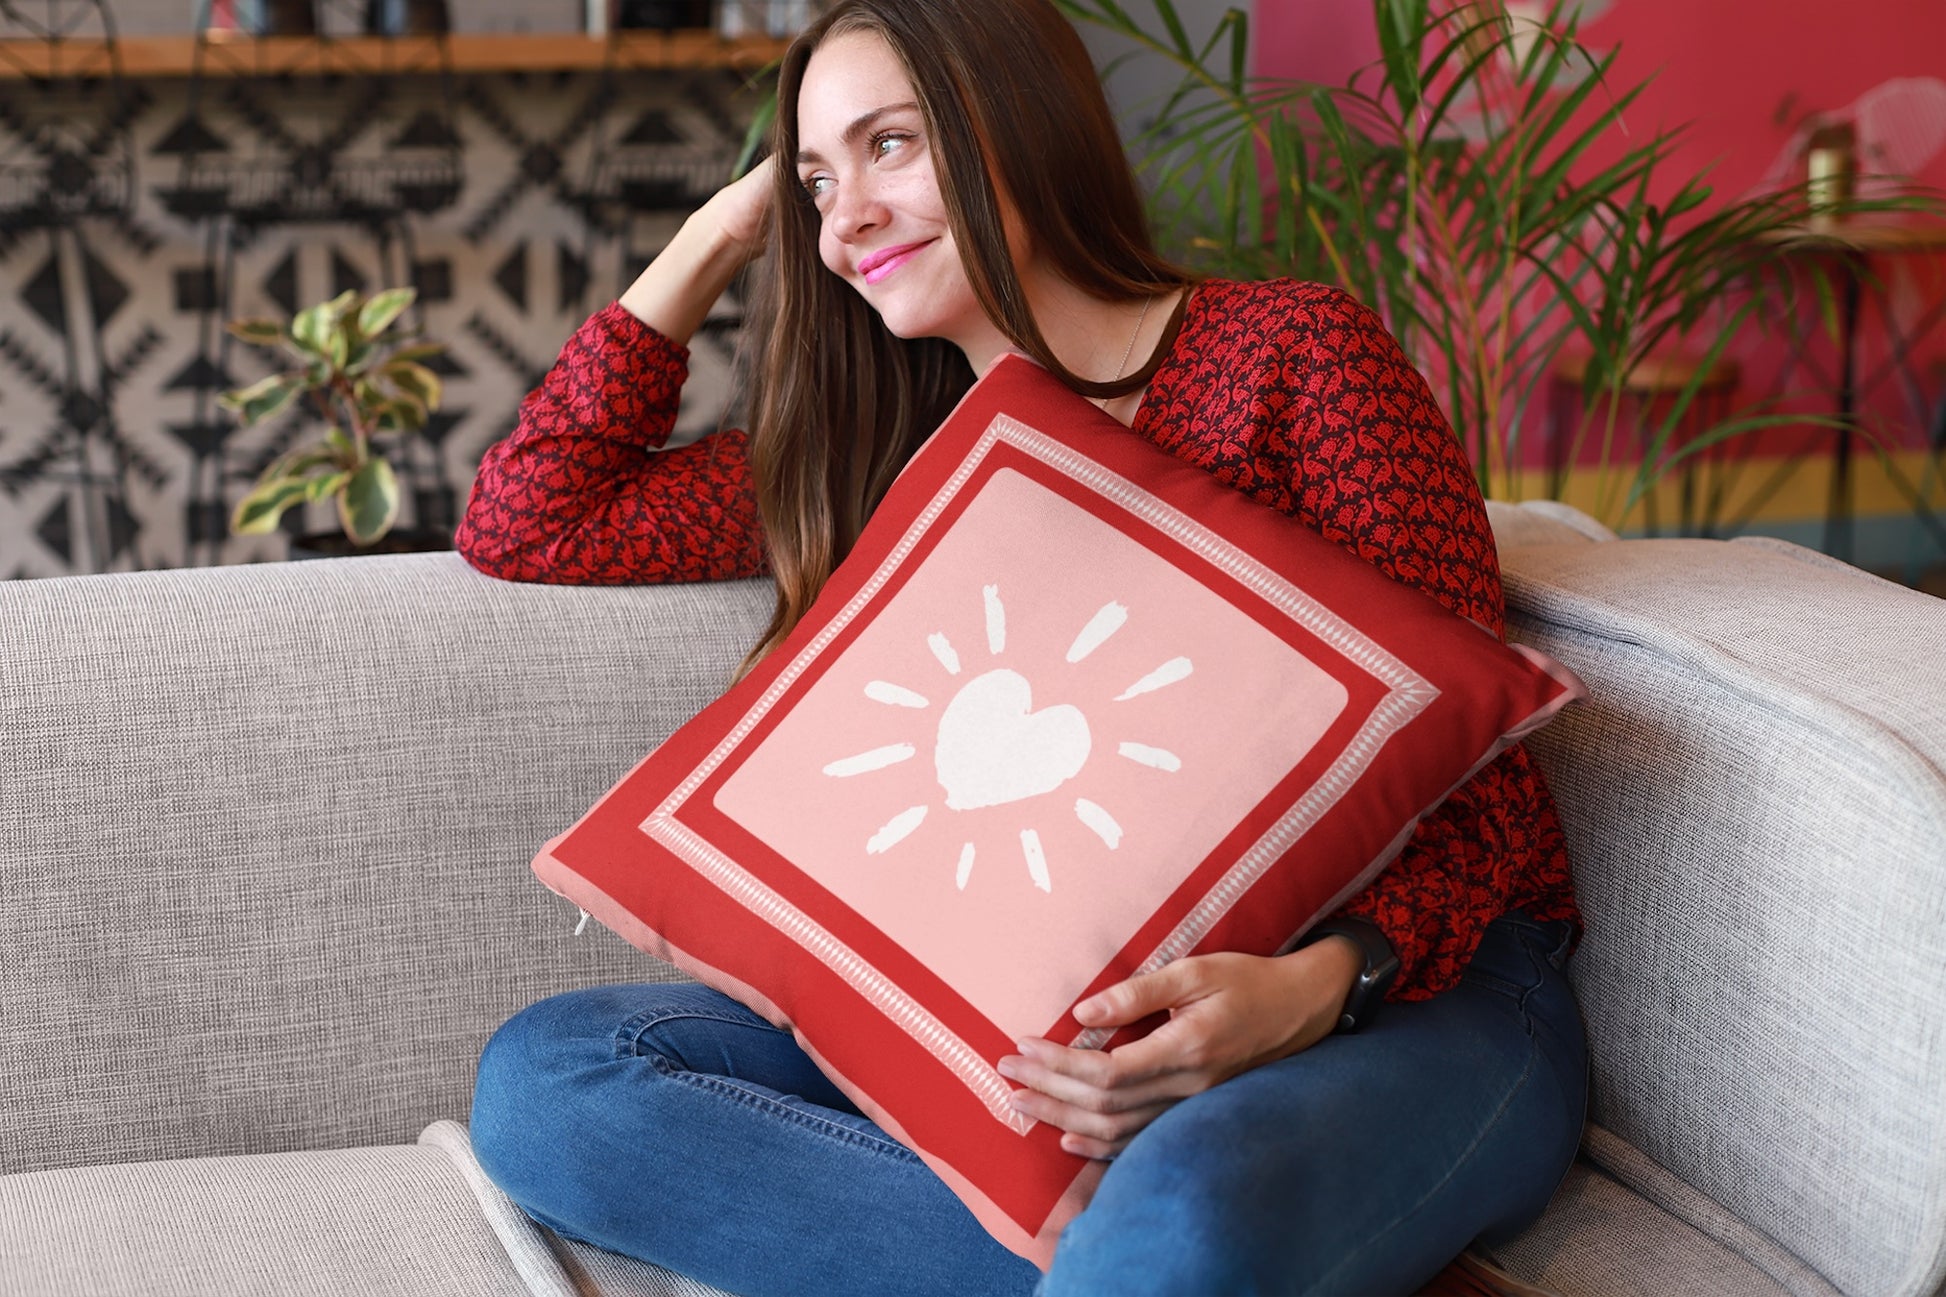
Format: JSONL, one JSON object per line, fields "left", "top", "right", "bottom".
{"left": 996, "top": 940, "right": 1365, "bottom": 1160}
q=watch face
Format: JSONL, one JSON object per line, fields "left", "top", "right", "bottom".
{"left": 1319, "top": 920, "right": 1395, "bottom": 1032}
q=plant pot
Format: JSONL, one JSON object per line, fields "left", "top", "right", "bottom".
{"left": 363, "top": 0, "right": 450, "bottom": 36}
{"left": 287, "top": 527, "right": 453, "bottom": 562}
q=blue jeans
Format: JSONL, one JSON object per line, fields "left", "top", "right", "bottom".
{"left": 471, "top": 912, "right": 1586, "bottom": 1297}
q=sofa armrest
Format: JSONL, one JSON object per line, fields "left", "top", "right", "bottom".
{"left": 0, "top": 553, "right": 772, "bottom": 1176}
{"left": 1498, "top": 535, "right": 1946, "bottom": 1297}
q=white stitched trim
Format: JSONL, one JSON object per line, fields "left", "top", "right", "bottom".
{"left": 645, "top": 811, "right": 1033, "bottom": 1133}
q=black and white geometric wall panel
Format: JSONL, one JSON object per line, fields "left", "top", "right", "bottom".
{"left": 0, "top": 67, "right": 758, "bottom": 578}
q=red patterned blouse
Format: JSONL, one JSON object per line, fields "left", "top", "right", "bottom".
{"left": 456, "top": 277, "right": 1582, "bottom": 1000}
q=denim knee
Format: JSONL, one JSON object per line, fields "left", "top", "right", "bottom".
{"left": 469, "top": 986, "right": 632, "bottom": 1220}
{"left": 1044, "top": 1099, "right": 1305, "bottom": 1296}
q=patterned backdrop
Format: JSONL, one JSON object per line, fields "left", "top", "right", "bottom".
{"left": 0, "top": 62, "right": 757, "bottom": 578}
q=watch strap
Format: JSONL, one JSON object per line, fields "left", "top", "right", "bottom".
{"left": 1300, "top": 915, "right": 1401, "bottom": 1033}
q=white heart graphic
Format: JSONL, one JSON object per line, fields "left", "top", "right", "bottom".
{"left": 934, "top": 669, "right": 1091, "bottom": 811}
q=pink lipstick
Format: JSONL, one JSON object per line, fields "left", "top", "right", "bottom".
{"left": 859, "top": 239, "right": 934, "bottom": 285}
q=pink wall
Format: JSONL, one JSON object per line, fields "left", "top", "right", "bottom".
{"left": 1251, "top": 0, "right": 1946, "bottom": 547}
{"left": 1252, "top": 0, "right": 1946, "bottom": 199}
{"left": 1577, "top": 0, "right": 1946, "bottom": 202}
{"left": 1251, "top": 0, "right": 1377, "bottom": 92}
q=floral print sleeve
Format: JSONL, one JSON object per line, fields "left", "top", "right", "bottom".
{"left": 455, "top": 302, "right": 766, "bottom": 585}
{"left": 1133, "top": 278, "right": 1581, "bottom": 1000}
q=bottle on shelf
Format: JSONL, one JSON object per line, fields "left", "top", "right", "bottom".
{"left": 1805, "top": 119, "right": 1857, "bottom": 222}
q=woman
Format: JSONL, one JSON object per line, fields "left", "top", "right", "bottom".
{"left": 462, "top": 2, "right": 1587, "bottom": 1293}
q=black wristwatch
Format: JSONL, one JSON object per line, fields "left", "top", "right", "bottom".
{"left": 1299, "top": 916, "right": 1400, "bottom": 1033}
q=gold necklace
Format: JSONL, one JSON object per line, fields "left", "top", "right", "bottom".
{"left": 1113, "top": 294, "right": 1155, "bottom": 381}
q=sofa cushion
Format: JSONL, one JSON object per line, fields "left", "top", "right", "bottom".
{"left": 0, "top": 553, "right": 771, "bottom": 1178}
{"left": 0, "top": 1142, "right": 529, "bottom": 1297}
{"left": 1485, "top": 499, "right": 1620, "bottom": 551}
{"left": 534, "top": 354, "right": 1585, "bottom": 1265}
{"left": 1497, "top": 536, "right": 1946, "bottom": 1297}
{"left": 1487, "top": 1157, "right": 1797, "bottom": 1297}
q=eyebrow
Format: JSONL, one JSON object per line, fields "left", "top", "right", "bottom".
{"left": 795, "top": 101, "right": 921, "bottom": 167}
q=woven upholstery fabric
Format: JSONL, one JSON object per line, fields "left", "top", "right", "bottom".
{"left": 1498, "top": 537, "right": 1946, "bottom": 1297}
{"left": 1486, "top": 1159, "right": 1797, "bottom": 1297}
{"left": 1484, "top": 499, "right": 1620, "bottom": 550}
{"left": 0, "top": 1144, "right": 526, "bottom": 1296}
{"left": 548, "top": 1233, "right": 737, "bottom": 1296}
{"left": 0, "top": 553, "right": 773, "bottom": 1177}
{"left": 419, "top": 1120, "right": 581, "bottom": 1297}
{"left": 1568, "top": 1125, "right": 1843, "bottom": 1296}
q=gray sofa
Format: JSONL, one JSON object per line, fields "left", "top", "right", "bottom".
{"left": 2, "top": 499, "right": 1940, "bottom": 1297}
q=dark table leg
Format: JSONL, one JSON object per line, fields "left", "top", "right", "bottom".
{"left": 1825, "top": 253, "right": 1863, "bottom": 563}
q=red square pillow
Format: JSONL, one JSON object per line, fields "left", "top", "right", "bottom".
{"left": 532, "top": 354, "right": 1585, "bottom": 1266}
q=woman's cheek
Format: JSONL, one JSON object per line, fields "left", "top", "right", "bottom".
{"left": 816, "top": 228, "right": 851, "bottom": 284}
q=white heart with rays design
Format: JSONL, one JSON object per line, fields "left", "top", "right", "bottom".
{"left": 934, "top": 668, "right": 1091, "bottom": 811}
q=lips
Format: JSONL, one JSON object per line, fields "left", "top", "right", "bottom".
{"left": 858, "top": 239, "right": 934, "bottom": 284}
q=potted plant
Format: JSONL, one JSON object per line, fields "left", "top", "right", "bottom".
{"left": 222, "top": 286, "right": 449, "bottom": 558}
{"left": 1054, "top": 0, "right": 1936, "bottom": 533}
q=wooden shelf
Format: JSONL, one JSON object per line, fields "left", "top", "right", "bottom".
{"left": 0, "top": 31, "right": 790, "bottom": 81}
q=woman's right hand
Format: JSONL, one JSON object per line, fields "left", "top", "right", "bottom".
{"left": 618, "top": 155, "right": 777, "bottom": 346}
{"left": 703, "top": 154, "right": 776, "bottom": 267}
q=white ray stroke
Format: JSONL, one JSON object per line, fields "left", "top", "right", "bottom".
{"left": 1118, "top": 742, "right": 1182, "bottom": 773}
{"left": 1115, "top": 656, "right": 1194, "bottom": 702}
{"left": 865, "top": 681, "right": 930, "bottom": 708}
{"left": 1020, "top": 828, "right": 1052, "bottom": 892}
{"left": 984, "top": 585, "right": 1006, "bottom": 654}
{"left": 823, "top": 743, "right": 917, "bottom": 778}
{"left": 956, "top": 842, "right": 976, "bottom": 890}
{"left": 1074, "top": 799, "right": 1123, "bottom": 849}
{"left": 867, "top": 805, "right": 929, "bottom": 855}
{"left": 928, "top": 632, "right": 961, "bottom": 676}
{"left": 1066, "top": 602, "right": 1128, "bottom": 663}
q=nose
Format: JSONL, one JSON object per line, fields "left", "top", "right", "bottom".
{"left": 828, "top": 173, "right": 889, "bottom": 244}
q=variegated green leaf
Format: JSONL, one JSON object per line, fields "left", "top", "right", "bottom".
{"left": 263, "top": 447, "right": 339, "bottom": 481}
{"left": 385, "top": 360, "right": 443, "bottom": 412}
{"left": 357, "top": 287, "right": 416, "bottom": 340}
{"left": 326, "top": 317, "right": 351, "bottom": 370}
{"left": 304, "top": 470, "right": 353, "bottom": 504}
{"left": 381, "top": 396, "right": 428, "bottom": 432}
{"left": 339, "top": 457, "right": 399, "bottom": 545}
{"left": 225, "top": 318, "right": 285, "bottom": 347}
{"left": 386, "top": 342, "right": 446, "bottom": 365}
{"left": 231, "top": 475, "right": 312, "bottom": 535}
{"left": 218, "top": 373, "right": 302, "bottom": 427}
{"left": 290, "top": 301, "right": 334, "bottom": 356}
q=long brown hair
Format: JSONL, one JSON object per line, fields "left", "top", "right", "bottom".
{"left": 737, "top": 0, "right": 1192, "bottom": 680}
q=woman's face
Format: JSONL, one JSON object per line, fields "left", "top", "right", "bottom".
{"left": 794, "top": 29, "right": 1012, "bottom": 358}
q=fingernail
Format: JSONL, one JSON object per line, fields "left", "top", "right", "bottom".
{"left": 995, "top": 1057, "right": 1019, "bottom": 1080}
